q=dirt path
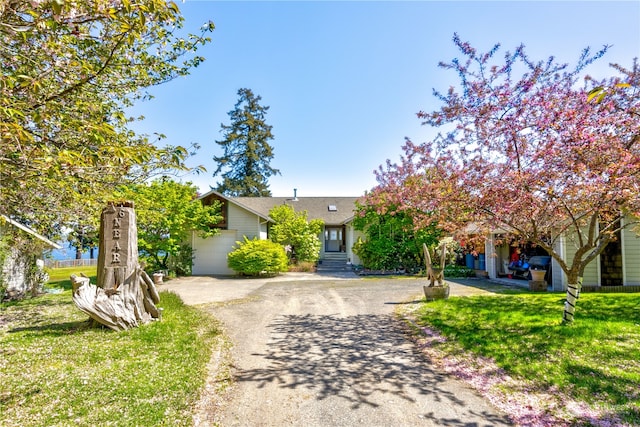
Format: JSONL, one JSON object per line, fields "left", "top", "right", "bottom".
{"left": 167, "top": 276, "right": 513, "bottom": 426}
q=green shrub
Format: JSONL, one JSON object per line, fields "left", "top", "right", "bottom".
{"left": 443, "top": 265, "right": 476, "bottom": 278}
{"left": 268, "top": 204, "right": 323, "bottom": 263}
{"left": 352, "top": 203, "right": 441, "bottom": 271}
{"left": 168, "top": 244, "right": 194, "bottom": 276}
{"left": 227, "top": 237, "right": 288, "bottom": 276}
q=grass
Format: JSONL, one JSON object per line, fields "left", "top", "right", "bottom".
{"left": 403, "top": 291, "right": 640, "bottom": 426}
{"left": 0, "top": 270, "right": 223, "bottom": 427}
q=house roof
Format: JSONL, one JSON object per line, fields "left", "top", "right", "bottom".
{"left": 233, "top": 197, "right": 361, "bottom": 225}
{"left": 198, "top": 190, "right": 361, "bottom": 225}
{"left": 0, "top": 215, "right": 62, "bottom": 249}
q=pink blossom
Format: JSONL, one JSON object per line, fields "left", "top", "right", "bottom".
{"left": 403, "top": 320, "right": 629, "bottom": 426}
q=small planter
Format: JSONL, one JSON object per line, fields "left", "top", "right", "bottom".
{"left": 423, "top": 285, "right": 450, "bottom": 301}
{"left": 529, "top": 280, "right": 547, "bottom": 292}
{"left": 529, "top": 270, "right": 547, "bottom": 292}
{"left": 530, "top": 270, "right": 546, "bottom": 282}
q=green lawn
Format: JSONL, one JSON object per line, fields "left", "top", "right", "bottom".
{"left": 45, "top": 265, "right": 97, "bottom": 282}
{"left": 404, "top": 291, "right": 640, "bottom": 425}
{"left": 0, "top": 270, "right": 224, "bottom": 427}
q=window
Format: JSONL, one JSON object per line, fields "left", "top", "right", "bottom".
{"left": 328, "top": 205, "right": 337, "bottom": 211}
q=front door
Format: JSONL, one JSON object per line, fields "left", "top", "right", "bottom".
{"left": 324, "top": 226, "right": 343, "bottom": 252}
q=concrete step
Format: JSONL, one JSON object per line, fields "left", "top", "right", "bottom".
{"left": 322, "top": 253, "right": 347, "bottom": 260}
{"left": 317, "top": 256, "right": 351, "bottom": 272}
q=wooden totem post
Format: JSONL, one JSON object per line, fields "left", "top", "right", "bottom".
{"left": 70, "top": 202, "right": 161, "bottom": 331}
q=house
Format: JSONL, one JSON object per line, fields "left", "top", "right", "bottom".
{"left": 191, "top": 190, "right": 363, "bottom": 275}
{"left": 482, "top": 218, "right": 640, "bottom": 291}
{"left": 1, "top": 215, "right": 62, "bottom": 299}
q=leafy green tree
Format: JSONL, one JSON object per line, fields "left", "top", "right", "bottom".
{"left": 67, "top": 224, "right": 99, "bottom": 259}
{"left": 114, "top": 179, "right": 222, "bottom": 275}
{"left": 352, "top": 201, "right": 440, "bottom": 271}
{"left": 227, "top": 237, "right": 288, "bottom": 276}
{"left": 0, "top": 0, "right": 214, "bottom": 234}
{"left": 268, "top": 205, "right": 323, "bottom": 264}
{"left": 213, "top": 88, "right": 280, "bottom": 196}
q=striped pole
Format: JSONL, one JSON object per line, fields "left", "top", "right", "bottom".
{"left": 562, "top": 278, "right": 582, "bottom": 324}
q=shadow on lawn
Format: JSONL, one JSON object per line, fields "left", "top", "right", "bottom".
{"left": 8, "top": 319, "right": 93, "bottom": 336}
{"left": 446, "top": 277, "right": 528, "bottom": 294}
{"left": 384, "top": 299, "right": 425, "bottom": 305}
{"left": 234, "top": 313, "right": 513, "bottom": 425}
{"left": 416, "top": 293, "right": 640, "bottom": 424}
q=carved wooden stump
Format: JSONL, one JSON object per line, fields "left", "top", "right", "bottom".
{"left": 71, "top": 202, "right": 161, "bottom": 331}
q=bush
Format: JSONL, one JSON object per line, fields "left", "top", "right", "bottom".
{"left": 141, "top": 245, "right": 194, "bottom": 277}
{"left": 227, "top": 237, "right": 288, "bottom": 276}
{"left": 352, "top": 204, "right": 441, "bottom": 271}
{"left": 168, "top": 244, "right": 194, "bottom": 276}
{"left": 443, "top": 265, "right": 476, "bottom": 278}
{"left": 268, "top": 204, "right": 323, "bottom": 263}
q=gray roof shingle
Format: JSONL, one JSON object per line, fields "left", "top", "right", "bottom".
{"left": 231, "top": 196, "right": 361, "bottom": 225}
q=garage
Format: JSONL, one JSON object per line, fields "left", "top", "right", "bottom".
{"left": 192, "top": 230, "right": 238, "bottom": 275}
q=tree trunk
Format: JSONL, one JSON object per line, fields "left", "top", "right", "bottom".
{"left": 562, "top": 277, "right": 583, "bottom": 324}
{"left": 70, "top": 202, "right": 161, "bottom": 331}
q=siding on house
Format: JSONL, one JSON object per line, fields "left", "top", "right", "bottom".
{"left": 1, "top": 247, "right": 28, "bottom": 297}
{"left": 192, "top": 230, "right": 237, "bottom": 275}
{"left": 560, "top": 230, "right": 599, "bottom": 287}
{"left": 227, "top": 202, "right": 263, "bottom": 241}
{"left": 552, "top": 219, "right": 640, "bottom": 289}
{"left": 0, "top": 218, "right": 61, "bottom": 299}
{"left": 191, "top": 203, "right": 266, "bottom": 275}
{"left": 622, "top": 224, "right": 640, "bottom": 285}
{"left": 583, "top": 257, "right": 599, "bottom": 286}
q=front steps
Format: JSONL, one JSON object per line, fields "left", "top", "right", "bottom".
{"left": 317, "top": 252, "right": 350, "bottom": 272}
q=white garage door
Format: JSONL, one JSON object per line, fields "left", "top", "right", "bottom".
{"left": 192, "top": 230, "right": 238, "bottom": 275}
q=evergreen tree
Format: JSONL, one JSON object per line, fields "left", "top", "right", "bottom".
{"left": 213, "top": 88, "right": 280, "bottom": 196}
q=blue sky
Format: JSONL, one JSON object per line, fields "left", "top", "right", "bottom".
{"left": 130, "top": 1, "right": 640, "bottom": 197}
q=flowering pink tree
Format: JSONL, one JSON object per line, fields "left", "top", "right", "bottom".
{"left": 369, "top": 35, "right": 640, "bottom": 323}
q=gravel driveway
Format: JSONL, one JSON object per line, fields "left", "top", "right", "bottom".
{"left": 160, "top": 275, "right": 513, "bottom": 427}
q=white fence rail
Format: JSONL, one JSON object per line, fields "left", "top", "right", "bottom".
{"left": 45, "top": 259, "right": 98, "bottom": 269}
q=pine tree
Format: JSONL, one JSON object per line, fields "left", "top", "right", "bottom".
{"left": 213, "top": 88, "right": 280, "bottom": 196}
